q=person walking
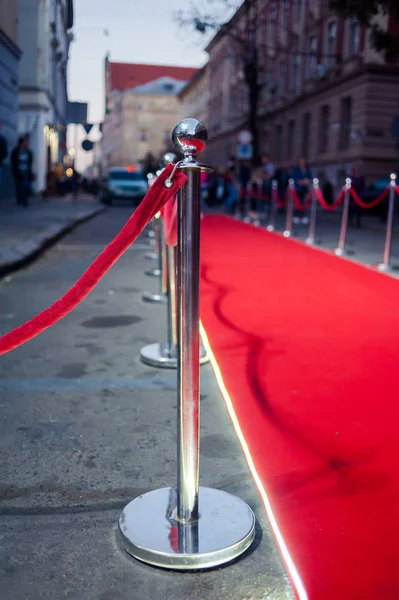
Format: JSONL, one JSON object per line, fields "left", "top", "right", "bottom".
{"left": 291, "top": 157, "right": 312, "bottom": 225}
{"left": 0, "top": 121, "right": 8, "bottom": 187}
{"left": 349, "top": 165, "right": 364, "bottom": 229}
{"left": 11, "top": 136, "right": 34, "bottom": 206}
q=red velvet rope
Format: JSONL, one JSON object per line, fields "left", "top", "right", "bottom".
{"left": 274, "top": 188, "right": 288, "bottom": 209}
{"left": 316, "top": 187, "right": 345, "bottom": 211}
{"left": 0, "top": 164, "right": 187, "bottom": 355}
{"left": 161, "top": 195, "right": 178, "bottom": 247}
{"left": 350, "top": 186, "right": 390, "bottom": 209}
{"left": 292, "top": 189, "right": 313, "bottom": 211}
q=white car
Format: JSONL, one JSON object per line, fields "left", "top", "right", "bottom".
{"left": 102, "top": 167, "right": 149, "bottom": 205}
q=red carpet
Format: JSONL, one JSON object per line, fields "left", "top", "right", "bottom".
{"left": 200, "top": 215, "right": 399, "bottom": 600}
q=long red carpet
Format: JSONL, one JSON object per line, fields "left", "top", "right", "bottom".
{"left": 200, "top": 215, "right": 399, "bottom": 600}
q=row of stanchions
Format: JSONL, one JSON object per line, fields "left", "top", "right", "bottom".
{"left": 140, "top": 153, "right": 209, "bottom": 368}
{"left": 237, "top": 174, "right": 398, "bottom": 272}
{"left": 119, "top": 119, "right": 256, "bottom": 569}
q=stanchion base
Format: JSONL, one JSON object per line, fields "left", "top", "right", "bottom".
{"left": 140, "top": 343, "right": 209, "bottom": 369}
{"left": 266, "top": 225, "right": 275, "bottom": 232}
{"left": 119, "top": 486, "right": 255, "bottom": 570}
{"left": 376, "top": 263, "right": 397, "bottom": 273}
{"left": 283, "top": 230, "right": 291, "bottom": 238}
{"left": 145, "top": 269, "right": 161, "bottom": 278}
{"left": 305, "top": 237, "right": 315, "bottom": 245}
{"left": 243, "top": 217, "right": 251, "bottom": 224}
{"left": 334, "top": 248, "right": 354, "bottom": 257}
{"left": 145, "top": 252, "right": 158, "bottom": 260}
{"left": 142, "top": 292, "right": 167, "bottom": 304}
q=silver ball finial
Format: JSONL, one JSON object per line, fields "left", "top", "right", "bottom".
{"left": 172, "top": 118, "right": 207, "bottom": 159}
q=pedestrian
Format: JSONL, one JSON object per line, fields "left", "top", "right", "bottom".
{"left": 0, "top": 121, "right": 8, "bottom": 187}
{"left": 349, "top": 165, "right": 364, "bottom": 229}
{"left": 273, "top": 162, "right": 290, "bottom": 212}
{"left": 226, "top": 154, "right": 236, "bottom": 171}
{"left": 291, "top": 157, "right": 312, "bottom": 225}
{"left": 238, "top": 160, "right": 252, "bottom": 217}
{"left": 11, "top": 135, "right": 34, "bottom": 206}
{"left": 71, "top": 168, "right": 80, "bottom": 202}
{"left": 223, "top": 168, "right": 240, "bottom": 215}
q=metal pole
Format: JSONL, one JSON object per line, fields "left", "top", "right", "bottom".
{"left": 166, "top": 245, "right": 177, "bottom": 354}
{"left": 306, "top": 178, "right": 319, "bottom": 245}
{"left": 283, "top": 179, "right": 294, "bottom": 237}
{"left": 335, "top": 178, "right": 351, "bottom": 256}
{"left": 120, "top": 118, "right": 255, "bottom": 570}
{"left": 144, "top": 214, "right": 161, "bottom": 277}
{"left": 176, "top": 168, "right": 201, "bottom": 522}
{"left": 378, "top": 173, "right": 397, "bottom": 272}
{"left": 267, "top": 180, "right": 277, "bottom": 232}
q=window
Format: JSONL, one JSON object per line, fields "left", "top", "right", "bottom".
{"left": 327, "top": 22, "right": 337, "bottom": 69}
{"left": 295, "top": 0, "right": 303, "bottom": 20}
{"left": 279, "top": 59, "right": 287, "bottom": 95}
{"left": 349, "top": 18, "right": 360, "bottom": 56}
{"left": 292, "top": 53, "right": 301, "bottom": 93}
{"left": 308, "top": 36, "right": 317, "bottom": 77}
{"left": 269, "top": 5, "right": 277, "bottom": 46}
{"left": 140, "top": 130, "right": 147, "bottom": 141}
{"left": 340, "top": 97, "right": 352, "bottom": 149}
{"left": 287, "top": 119, "right": 295, "bottom": 161}
{"left": 282, "top": 0, "right": 290, "bottom": 32}
{"left": 276, "top": 124, "right": 284, "bottom": 163}
{"left": 302, "top": 112, "right": 311, "bottom": 158}
{"left": 319, "top": 105, "right": 330, "bottom": 154}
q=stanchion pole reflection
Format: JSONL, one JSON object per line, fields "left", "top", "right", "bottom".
{"left": 120, "top": 119, "right": 255, "bottom": 570}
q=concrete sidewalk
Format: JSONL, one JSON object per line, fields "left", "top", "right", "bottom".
{"left": 0, "top": 193, "right": 105, "bottom": 276}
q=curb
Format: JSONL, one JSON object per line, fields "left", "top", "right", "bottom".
{"left": 0, "top": 206, "right": 106, "bottom": 277}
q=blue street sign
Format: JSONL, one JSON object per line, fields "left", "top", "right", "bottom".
{"left": 237, "top": 143, "right": 253, "bottom": 160}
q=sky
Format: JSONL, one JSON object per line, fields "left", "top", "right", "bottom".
{"left": 68, "top": 0, "right": 213, "bottom": 124}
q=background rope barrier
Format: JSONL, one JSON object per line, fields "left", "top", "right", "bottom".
{"left": 292, "top": 189, "right": 313, "bottom": 211}
{"left": 350, "top": 186, "right": 390, "bottom": 209}
{"left": 0, "top": 164, "right": 187, "bottom": 355}
{"left": 316, "top": 187, "right": 345, "bottom": 211}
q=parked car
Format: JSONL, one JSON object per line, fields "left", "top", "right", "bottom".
{"left": 363, "top": 178, "right": 390, "bottom": 218}
{"left": 101, "top": 167, "right": 148, "bottom": 205}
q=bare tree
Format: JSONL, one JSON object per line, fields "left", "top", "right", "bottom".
{"left": 175, "top": 0, "right": 264, "bottom": 165}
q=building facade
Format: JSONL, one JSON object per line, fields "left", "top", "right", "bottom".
{"left": 0, "top": 0, "right": 21, "bottom": 196}
{"left": 102, "top": 61, "right": 198, "bottom": 171}
{"left": 178, "top": 65, "right": 209, "bottom": 127}
{"left": 18, "top": 0, "right": 74, "bottom": 194}
{"left": 205, "top": 0, "right": 399, "bottom": 187}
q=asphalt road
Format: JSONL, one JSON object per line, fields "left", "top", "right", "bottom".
{"left": 0, "top": 207, "right": 293, "bottom": 600}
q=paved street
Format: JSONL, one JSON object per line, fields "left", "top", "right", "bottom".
{"left": 0, "top": 207, "right": 294, "bottom": 600}
{"left": 0, "top": 194, "right": 104, "bottom": 275}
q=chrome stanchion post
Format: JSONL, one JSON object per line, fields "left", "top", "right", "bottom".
{"left": 142, "top": 214, "right": 167, "bottom": 303}
{"left": 120, "top": 119, "right": 255, "bottom": 570}
{"left": 283, "top": 178, "right": 294, "bottom": 237}
{"left": 143, "top": 154, "right": 177, "bottom": 301}
{"left": 267, "top": 179, "right": 277, "bottom": 232}
{"left": 377, "top": 173, "right": 397, "bottom": 272}
{"left": 306, "top": 178, "right": 319, "bottom": 245}
{"left": 335, "top": 178, "right": 351, "bottom": 256}
{"left": 144, "top": 213, "right": 162, "bottom": 277}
